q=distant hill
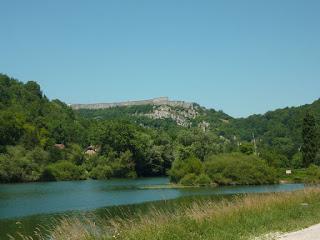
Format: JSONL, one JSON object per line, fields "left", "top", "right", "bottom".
{"left": 227, "top": 99, "right": 320, "bottom": 158}
{"left": 74, "top": 98, "right": 232, "bottom": 129}
{"left": 1, "top": 72, "right": 319, "bottom": 165}
{"left": 75, "top": 97, "right": 320, "bottom": 159}
{"left": 0, "top": 73, "right": 319, "bottom": 183}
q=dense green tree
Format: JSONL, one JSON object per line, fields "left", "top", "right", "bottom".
{"left": 239, "top": 142, "right": 254, "bottom": 155}
{"left": 0, "top": 111, "right": 24, "bottom": 151}
{"left": 259, "top": 148, "right": 289, "bottom": 168}
{"left": 0, "top": 146, "right": 41, "bottom": 182}
{"left": 41, "top": 161, "right": 86, "bottom": 181}
{"left": 302, "top": 112, "right": 318, "bottom": 167}
{"left": 291, "top": 152, "right": 303, "bottom": 169}
{"left": 90, "top": 165, "right": 113, "bottom": 179}
{"left": 168, "top": 156, "right": 203, "bottom": 183}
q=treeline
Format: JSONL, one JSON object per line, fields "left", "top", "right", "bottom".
{"left": 1, "top": 74, "right": 320, "bottom": 184}
{"left": 0, "top": 74, "right": 86, "bottom": 182}
{"left": 77, "top": 95, "right": 320, "bottom": 169}
{"left": 0, "top": 74, "right": 233, "bottom": 183}
{"left": 221, "top": 99, "right": 320, "bottom": 167}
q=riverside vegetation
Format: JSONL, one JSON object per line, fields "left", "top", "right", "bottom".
{"left": 19, "top": 188, "right": 320, "bottom": 240}
{"left": 0, "top": 74, "right": 320, "bottom": 185}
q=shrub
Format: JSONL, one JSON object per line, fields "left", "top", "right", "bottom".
{"left": 210, "top": 173, "right": 232, "bottom": 185}
{"left": 90, "top": 165, "right": 113, "bottom": 180}
{"left": 195, "top": 173, "right": 211, "bottom": 186}
{"left": 305, "top": 164, "right": 320, "bottom": 183}
{"left": 239, "top": 142, "right": 254, "bottom": 155}
{"left": 168, "top": 156, "right": 203, "bottom": 183}
{"left": 180, "top": 173, "right": 197, "bottom": 186}
{"left": 205, "top": 153, "right": 278, "bottom": 185}
{"left": 109, "top": 150, "right": 137, "bottom": 178}
{"left": 42, "top": 161, "right": 85, "bottom": 181}
{"left": 169, "top": 153, "right": 278, "bottom": 186}
{"left": 0, "top": 146, "right": 41, "bottom": 182}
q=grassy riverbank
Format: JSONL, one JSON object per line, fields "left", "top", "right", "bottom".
{"left": 25, "top": 188, "right": 320, "bottom": 240}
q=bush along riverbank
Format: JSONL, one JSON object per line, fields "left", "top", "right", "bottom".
{"left": 168, "top": 153, "right": 279, "bottom": 186}
{"left": 24, "top": 188, "right": 320, "bottom": 240}
{"left": 168, "top": 153, "right": 320, "bottom": 187}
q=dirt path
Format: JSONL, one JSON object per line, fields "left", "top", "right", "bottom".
{"left": 279, "top": 223, "right": 320, "bottom": 240}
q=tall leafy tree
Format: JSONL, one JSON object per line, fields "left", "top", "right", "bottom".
{"left": 301, "top": 112, "right": 318, "bottom": 167}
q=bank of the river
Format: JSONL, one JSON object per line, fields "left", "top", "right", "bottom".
{"left": 0, "top": 178, "right": 306, "bottom": 239}
{"left": 44, "top": 188, "right": 320, "bottom": 240}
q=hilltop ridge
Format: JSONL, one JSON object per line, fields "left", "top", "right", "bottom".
{"left": 71, "top": 97, "right": 194, "bottom": 110}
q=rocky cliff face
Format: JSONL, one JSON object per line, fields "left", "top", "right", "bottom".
{"left": 72, "top": 97, "right": 215, "bottom": 129}
{"left": 144, "top": 105, "right": 199, "bottom": 127}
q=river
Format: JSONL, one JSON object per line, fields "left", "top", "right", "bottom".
{"left": 0, "top": 178, "right": 305, "bottom": 239}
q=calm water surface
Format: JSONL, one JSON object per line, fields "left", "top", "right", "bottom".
{"left": 0, "top": 178, "right": 305, "bottom": 238}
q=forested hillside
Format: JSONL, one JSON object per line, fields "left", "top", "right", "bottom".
{"left": 225, "top": 99, "right": 320, "bottom": 167}
{"left": 0, "top": 74, "right": 319, "bottom": 184}
{"left": 0, "top": 75, "right": 233, "bottom": 182}
{"left": 76, "top": 97, "right": 320, "bottom": 168}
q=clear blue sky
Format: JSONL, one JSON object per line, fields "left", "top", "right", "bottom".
{"left": 1, "top": 0, "right": 319, "bottom": 117}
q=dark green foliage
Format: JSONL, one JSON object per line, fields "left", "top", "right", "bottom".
{"left": 41, "top": 161, "right": 85, "bottom": 181}
{"left": 0, "top": 74, "right": 84, "bottom": 150}
{"left": 90, "top": 165, "right": 113, "bottom": 180}
{"left": 291, "top": 152, "right": 303, "bottom": 169}
{"left": 87, "top": 151, "right": 137, "bottom": 179}
{"left": 174, "top": 173, "right": 211, "bottom": 186}
{"left": 302, "top": 112, "right": 318, "bottom": 167}
{"left": 204, "top": 153, "right": 278, "bottom": 185}
{"left": 0, "top": 111, "right": 24, "bottom": 148}
{"left": 109, "top": 150, "right": 137, "bottom": 178}
{"left": 0, "top": 146, "right": 42, "bottom": 182}
{"left": 0, "top": 75, "right": 89, "bottom": 181}
{"left": 0, "top": 73, "right": 319, "bottom": 184}
{"left": 180, "top": 173, "right": 198, "bottom": 185}
{"left": 191, "top": 107, "right": 232, "bottom": 130}
{"left": 194, "top": 173, "right": 211, "bottom": 185}
{"left": 98, "top": 122, "right": 137, "bottom": 154}
{"left": 77, "top": 96, "right": 320, "bottom": 167}
{"left": 93, "top": 121, "right": 173, "bottom": 177}
{"left": 223, "top": 99, "right": 320, "bottom": 161}
{"left": 305, "top": 164, "right": 320, "bottom": 183}
{"left": 169, "top": 153, "right": 278, "bottom": 186}
{"left": 259, "top": 149, "right": 290, "bottom": 168}
{"left": 76, "top": 105, "right": 154, "bottom": 120}
{"left": 0, "top": 74, "right": 176, "bottom": 182}
{"left": 239, "top": 142, "right": 254, "bottom": 155}
{"left": 175, "top": 129, "right": 224, "bottom": 161}
{"left": 76, "top": 105, "right": 184, "bottom": 136}
{"left": 168, "top": 156, "right": 203, "bottom": 183}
